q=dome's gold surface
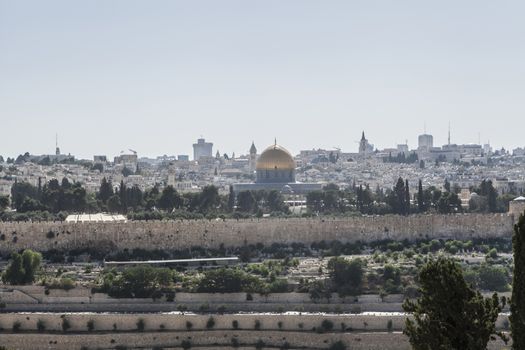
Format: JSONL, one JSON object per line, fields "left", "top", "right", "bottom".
{"left": 256, "top": 144, "right": 295, "bottom": 171}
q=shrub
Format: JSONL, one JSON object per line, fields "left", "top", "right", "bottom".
{"left": 206, "top": 317, "right": 215, "bottom": 329}
{"left": 329, "top": 341, "right": 347, "bottom": 350}
{"left": 37, "top": 319, "right": 46, "bottom": 332}
{"left": 62, "top": 318, "right": 71, "bottom": 332}
{"left": 198, "top": 303, "right": 210, "bottom": 312}
{"left": 231, "top": 338, "right": 240, "bottom": 348}
{"left": 217, "top": 305, "right": 227, "bottom": 314}
{"left": 165, "top": 291, "right": 175, "bottom": 302}
{"left": 255, "top": 339, "right": 265, "bottom": 350}
{"left": 232, "top": 320, "right": 239, "bottom": 329}
{"left": 186, "top": 321, "right": 193, "bottom": 330}
{"left": 487, "top": 248, "right": 498, "bottom": 259}
{"left": 181, "top": 340, "right": 192, "bottom": 349}
{"left": 320, "top": 319, "right": 334, "bottom": 333}
{"left": 46, "top": 230, "right": 55, "bottom": 239}
{"left": 136, "top": 318, "right": 145, "bottom": 332}
{"left": 12, "top": 321, "right": 21, "bottom": 332}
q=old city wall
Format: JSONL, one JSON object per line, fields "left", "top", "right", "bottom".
{"left": 0, "top": 214, "right": 515, "bottom": 253}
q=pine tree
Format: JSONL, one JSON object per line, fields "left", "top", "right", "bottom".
{"left": 511, "top": 212, "right": 525, "bottom": 349}
{"left": 404, "top": 258, "right": 507, "bottom": 349}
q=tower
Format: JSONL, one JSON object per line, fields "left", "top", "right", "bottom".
{"left": 448, "top": 122, "right": 451, "bottom": 146}
{"left": 249, "top": 141, "right": 257, "bottom": 173}
{"left": 359, "top": 131, "right": 368, "bottom": 155}
{"left": 55, "top": 133, "right": 60, "bottom": 155}
{"left": 193, "top": 138, "right": 213, "bottom": 160}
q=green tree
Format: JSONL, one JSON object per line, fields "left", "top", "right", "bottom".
{"left": 511, "top": 212, "right": 525, "bottom": 349}
{"left": 0, "top": 195, "right": 9, "bottom": 211}
{"left": 227, "top": 185, "right": 235, "bottom": 212}
{"left": 266, "top": 190, "right": 289, "bottom": 213}
{"left": 237, "top": 191, "right": 257, "bottom": 213}
{"left": 417, "top": 180, "right": 425, "bottom": 213}
{"left": 388, "top": 177, "right": 409, "bottom": 215}
{"left": 444, "top": 179, "right": 451, "bottom": 193}
{"left": 327, "top": 257, "right": 364, "bottom": 296}
{"left": 119, "top": 180, "right": 128, "bottom": 212}
{"left": 157, "top": 185, "right": 181, "bottom": 212}
{"left": 11, "top": 181, "right": 39, "bottom": 211}
{"left": 2, "top": 250, "right": 42, "bottom": 285}
{"left": 196, "top": 268, "right": 264, "bottom": 293}
{"left": 405, "top": 179, "right": 411, "bottom": 215}
{"left": 403, "top": 258, "right": 506, "bottom": 349}
{"left": 102, "top": 265, "right": 173, "bottom": 298}
{"left": 98, "top": 177, "right": 114, "bottom": 203}
{"left": 437, "top": 192, "right": 462, "bottom": 214}
{"left": 199, "top": 185, "right": 220, "bottom": 214}
{"left": 107, "top": 194, "right": 122, "bottom": 213}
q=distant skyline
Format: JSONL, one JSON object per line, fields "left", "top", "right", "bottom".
{"left": 1, "top": 0, "right": 524, "bottom": 159}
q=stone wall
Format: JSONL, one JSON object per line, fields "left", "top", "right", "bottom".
{"left": 0, "top": 214, "right": 514, "bottom": 254}
{"left": 0, "top": 313, "right": 510, "bottom": 350}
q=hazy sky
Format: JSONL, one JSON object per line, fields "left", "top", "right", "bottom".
{"left": 1, "top": 0, "right": 524, "bottom": 159}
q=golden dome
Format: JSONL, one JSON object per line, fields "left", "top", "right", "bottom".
{"left": 256, "top": 144, "right": 295, "bottom": 171}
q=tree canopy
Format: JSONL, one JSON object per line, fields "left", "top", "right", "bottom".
{"left": 2, "top": 250, "right": 42, "bottom": 285}
{"left": 511, "top": 212, "right": 525, "bottom": 349}
{"left": 403, "top": 258, "right": 506, "bottom": 350}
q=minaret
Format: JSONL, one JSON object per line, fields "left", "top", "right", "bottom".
{"left": 55, "top": 133, "right": 60, "bottom": 155}
{"left": 249, "top": 141, "right": 257, "bottom": 173}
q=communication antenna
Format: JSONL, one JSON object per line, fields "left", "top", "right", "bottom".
{"left": 448, "top": 122, "right": 451, "bottom": 145}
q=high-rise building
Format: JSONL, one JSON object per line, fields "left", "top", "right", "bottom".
{"left": 193, "top": 138, "right": 213, "bottom": 160}
{"left": 418, "top": 134, "right": 434, "bottom": 151}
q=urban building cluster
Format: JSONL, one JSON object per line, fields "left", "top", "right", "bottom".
{"left": 1, "top": 132, "right": 524, "bottom": 204}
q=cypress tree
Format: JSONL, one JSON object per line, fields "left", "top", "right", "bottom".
{"left": 405, "top": 179, "right": 410, "bottom": 215}
{"left": 417, "top": 179, "right": 424, "bottom": 213}
{"left": 227, "top": 185, "right": 235, "bottom": 212}
{"left": 511, "top": 212, "right": 525, "bottom": 349}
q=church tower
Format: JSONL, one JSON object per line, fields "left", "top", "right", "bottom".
{"left": 359, "top": 131, "right": 368, "bottom": 155}
{"left": 249, "top": 141, "right": 257, "bottom": 173}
